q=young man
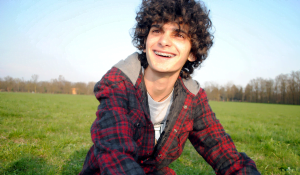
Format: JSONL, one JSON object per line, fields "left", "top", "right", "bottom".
{"left": 80, "top": 0, "right": 260, "bottom": 174}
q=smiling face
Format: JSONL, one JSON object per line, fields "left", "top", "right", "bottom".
{"left": 144, "top": 22, "right": 194, "bottom": 76}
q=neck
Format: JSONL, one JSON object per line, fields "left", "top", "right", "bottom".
{"left": 144, "top": 68, "right": 180, "bottom": 102}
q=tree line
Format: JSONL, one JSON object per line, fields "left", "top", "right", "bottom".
{"left": 1, "top": 71, "right": 300, "bottom": 105}
{"left": 0, "top": 75, "right": 96, "bottom": 95}
{"left": 204, "top": 71, "right": 300, "bottom": 105}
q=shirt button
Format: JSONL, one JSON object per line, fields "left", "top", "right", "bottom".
{"left": 158, "top": 154, "right": 162, "bottom": 157}
{"left": 136, "top": 123, "right": 140, "bottom": 127}
{"left": 174, "top": 129, "right": 177, "bottom": 133}
{"left": 147, "top": 153, "right": 149, "bottom": 155}
{"left": 183, "top": 105, "right": 187, "bottom": 109}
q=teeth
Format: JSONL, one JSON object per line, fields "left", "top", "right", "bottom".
{"left": 154, "top": 51, "right": 175, "bottom": 57}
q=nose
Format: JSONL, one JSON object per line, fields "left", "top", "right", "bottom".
{"left": 158, "top": 33, "right": 172, "bottom": 47}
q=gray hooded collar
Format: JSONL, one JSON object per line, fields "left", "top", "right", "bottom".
{"left": 114, "top": 52, "right": 200, "bottom": 95}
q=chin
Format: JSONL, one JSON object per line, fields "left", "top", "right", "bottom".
{"left": 155, "top": 67, "right": 179, "bottom": 74}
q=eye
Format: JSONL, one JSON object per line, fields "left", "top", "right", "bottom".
{"left": 152, "top": 29, "right": 160, "bottom": 33}
{"left": 175, "top": 33, "right": 185, "bottom": 38}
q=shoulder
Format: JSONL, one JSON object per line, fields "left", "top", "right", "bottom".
{"left": 180, "top": 77, "right": 209, "bottom": 104}
{"left": 181, "top": 77, "right": 201, "bottom": 96}
{"left": 94, "top": 53, "right": 141, "bottom": 93}
{"left": 113, "top": 52, "right": 141, "bottom": 86}
{"left": 97, "top": 52, "right": 141, "bottom": 85}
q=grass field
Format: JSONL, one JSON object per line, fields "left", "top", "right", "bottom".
{"left": 0, "top": 92, "right": 299, "bottom": 175}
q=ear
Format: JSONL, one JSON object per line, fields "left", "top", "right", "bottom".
{"left": 188, "top": 53, "right": 196, "bottom": 62}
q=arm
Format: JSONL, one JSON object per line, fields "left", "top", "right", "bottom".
{"left": 89, "top": 69, "right": 145, "bottom": 174}
{"left": 189, "top": 89, "right": 260, "bottom": 175}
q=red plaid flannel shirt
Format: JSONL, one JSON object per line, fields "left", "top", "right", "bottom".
{"left": 80, "top": 53, "right": 260, "bottom": 175}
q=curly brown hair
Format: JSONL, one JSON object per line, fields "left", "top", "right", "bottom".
{"left": 132, "top": 0, "right": 214, "bottom": 79}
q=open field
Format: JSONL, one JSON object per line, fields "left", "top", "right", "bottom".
{"left": 0, "top": 92, "right": 299, "bottom": 174}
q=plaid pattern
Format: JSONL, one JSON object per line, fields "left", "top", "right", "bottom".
{"left": 79, "top": 66, "right": 260, "bottom": 175}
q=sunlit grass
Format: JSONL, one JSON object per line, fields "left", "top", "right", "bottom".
{"left": 0, "top": 92, "right": 97, "bottom": 174}
{"left": 170, "top": 101, "right": 300, "bottom": 174}
{"left": 0, "top": 92, "right": 299, "bottom": 174}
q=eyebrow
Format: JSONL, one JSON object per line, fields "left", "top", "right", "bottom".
{"left": 151, "top": 24, "right": 161, "bottom": 28}
{"left": 151, "top": 24, "right": 188, "bottom": 35}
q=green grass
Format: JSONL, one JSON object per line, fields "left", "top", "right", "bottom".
{"left": 170, "top": 102, "right": 300, "bottom": 174}
{"left": 0, "top": 92, "right": 97, "bottom": 174}
{"left": 0, "top": 92, "right": 299, "bottom": 174}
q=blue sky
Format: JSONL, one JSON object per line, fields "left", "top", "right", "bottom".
{"left": 0, "top": 0, "right": 299, "bottom": 87}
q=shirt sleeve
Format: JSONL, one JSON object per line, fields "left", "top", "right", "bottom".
{"left": 83, "top": 69, "right": 145, "bottom": 175}
{"left": 188, "top": 89, "right": 260, "bottom": 175}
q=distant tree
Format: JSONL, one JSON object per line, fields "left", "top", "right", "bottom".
{"left": 265, "top": 79, "right": 274, "bottom": 103}
{"left": 225, "top": 82, "right": 233, "bottom": 101}
{"left": 230, "top": 84, "right": 239, "bottom": 101}
{"left": 19, "top": 78, "right": 26, "bottom": 92}
{"left": 257, "top": 78, "right": 265, "bottom": 103}
{"left": 295, "top": 71, "right": 300, "bottom": 105}
{"left": 0, "top": 78, "right": 4, "bottom": 91}
{"left": 64, "top": 81, "right": 72, "bottom": 94}
{"left": 38, "top": 81, "right": 47, "bottom": 93}
{"left": 203, "top": 82, "right": 222, "bottom": 101}
{"left": 249, "top": 79, "right": 259, "bottom": 102}
{"left": 211, "top": 84, "right": 220, "bottom": 101}
{"left": 275, "top": 74, "right": 288, "bottom": 104}
{"left": 55, "top": 75, "right": 64, "bottom": 93}
{"left": 73, "top": 82, "right": 87, "bottom": 95}
{"left": 219, "top": 86, "right": 226, "bottom": 101}
{"left": 4, "top": 71, "right": 297, "bottom": 103}
{"left": 237, "top": 86, "right": 243, "bottom": 102}
{"left": 31, "top": 74, "right": 39, "bottom": 93}
{"left": 4, "top": 76, "right": 14, "bottom": 92}
{"left": 288, "top": 71, "right": 299, "bottom": 105}
{"left": 87, "top": 82, "right": 96, "bottom": 95}
{"left": 13, "top": 78, "right": 21, "bottom": 92}
{"left": 203, "top": 82, "right": 212, "bottom": 100}
{"left": 50, "top": 78, "right": 58, "bottom": 93}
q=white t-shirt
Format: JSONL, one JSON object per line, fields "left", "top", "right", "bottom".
{"left": 147, "top": 90, "right": 173, "bottom": 142}
{"left": 142, "top": 67, "right": 173, "bottom": 143}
